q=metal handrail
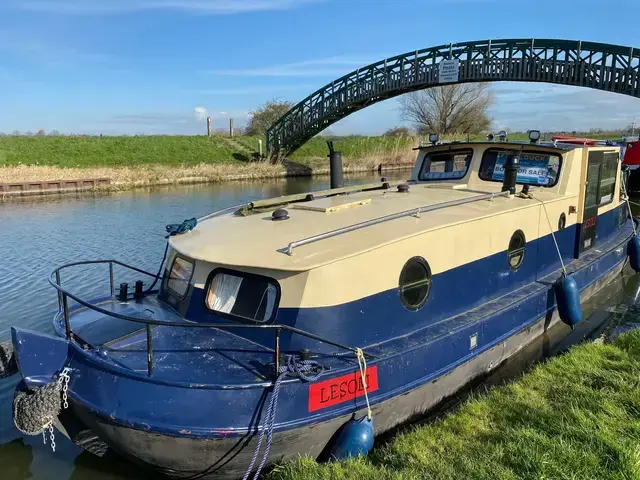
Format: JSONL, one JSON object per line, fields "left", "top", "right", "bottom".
{"left": 286, "top": 190, "right": 511, "bottom": 255}
{"left": 49, "top": 260, "right": 374, "bottom": 378}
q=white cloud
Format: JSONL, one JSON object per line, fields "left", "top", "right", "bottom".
{"left": 6, "top": 0, "right": 323, "bottom": 14}
{"left": 209, "top": 56, "right": 380, "bottom": 77}
{"left": 219, "top": 111, "right": 229, "bottom": 116}
{"left": 194, "top": 106, "right": 209, "bottom": 121}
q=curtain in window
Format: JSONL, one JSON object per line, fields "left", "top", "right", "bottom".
{"left": 208, "top": 274, "right": 242, "bottom": 313}
{"left": 261, "top": 284, "right": 278, "bottom": 321}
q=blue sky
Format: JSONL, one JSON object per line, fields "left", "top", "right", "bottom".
{"left": 0, "top": 0, "right": 639, "bottom": 136}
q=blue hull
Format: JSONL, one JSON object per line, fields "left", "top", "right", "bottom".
{"left": 12, "top": 215, "right": 634, "bottom": 478}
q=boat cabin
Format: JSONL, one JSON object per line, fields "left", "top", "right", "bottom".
{"left": 159, "top": 138, "right": 627, "bottom": 353}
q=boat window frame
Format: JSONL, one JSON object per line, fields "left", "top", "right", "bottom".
{"left": 478, "top": 148, "right": 563, "bottom": 188}
{"left": 203, "top": 267, "right": 282, "bottom": 324}
{"left": 398, "top": 256, "right": 432, "bottom": 311}
{"left": 165, "top": 254, "right": 195, "bottom": 300}
{"left": 597, "top": 151, "right": 619, "bottom": 207}
{"left": 507, "top": 230, "right": 526, "bottom": 271}
{"left": 417, "top": 148, "right": 474, "bottom": 182}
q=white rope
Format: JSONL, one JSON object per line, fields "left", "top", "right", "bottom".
{"left": 621, "top": 172, "right": 638, "bottom": 236}
{"left": 355, "top": 348, "right": 372, "bottom": 420}
{"left": 536, "top": 197, "right": 567, "bottom": 276}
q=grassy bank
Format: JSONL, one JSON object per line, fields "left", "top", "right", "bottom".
{"left": 0, "top": 135, "right": 418, "bottom": 169}
{"left": 0, "top": 135, "right": 417, "bottom": 188}
{"left": 268, "top": 331, "right": 640, "bottom": 480}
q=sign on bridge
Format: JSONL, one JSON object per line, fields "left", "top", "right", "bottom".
{"left": 438, "top": 58, "right": 460, "bottom": 83}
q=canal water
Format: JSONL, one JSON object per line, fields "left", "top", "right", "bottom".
{"left": 0, "top": 171, "right": 638, "bottom": 479}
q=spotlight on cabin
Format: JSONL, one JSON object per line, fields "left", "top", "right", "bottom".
{"left": 529, "top": 130, "right": 541, "bottom": 144}
{"left": 487, "top": 133, "right": 495, "bottom": 142}
{"left": 429, "top": 133, "right": 439, "bottom": 145}
{"left": 498, "top": 131, "right": 508, "bottom": 142}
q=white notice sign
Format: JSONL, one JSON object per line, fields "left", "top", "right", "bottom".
{"left": 438, "top": 59, "right": 460, "bottom": 83}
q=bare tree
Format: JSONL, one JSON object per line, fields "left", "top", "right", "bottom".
{"left": 246, "top": 99, "right": 294, "bottom": 136}
{"left": 398, "top": 84, "right": 494, "bottom": 135}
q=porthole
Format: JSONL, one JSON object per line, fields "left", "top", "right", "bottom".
{"left": 399, "top": 257, "right": 432, "bottom": 311}
{"left": 507, "top": 230, "right": 526, "bottom": 271}
{"left": 558, "top": 213, "right": 566, "bottom": 232}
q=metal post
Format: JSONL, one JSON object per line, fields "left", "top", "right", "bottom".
{"left": 258, "top": 139, "right": 263, "bottom": 158}
{"left": 207, "top": 117, "right": 212, "bottom": 137}
{"left": 229, "top": 118, "right": 234, "bottom": 137}
{"left": 147, "top": 324, "right": 153, "bottom": 376}
{"left": 109, "top": 261, "right": 115, "bottom": 298}
{"left": 55, "top": 271, "right": 63, "bottom": 311}
{"left": 274, "top": 328, "right": 281, "bottom": 376}
{"left": 62, "top": 294, "right": 70, "bottom": 339}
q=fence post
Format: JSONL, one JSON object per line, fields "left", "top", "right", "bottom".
{"left": 229, "top": 118, "right": 234, "bottom": 137}
{"left": 258, "top": 139, "right": 263, "bottom": 157}
{"left": 207, "top": 117, "right": 212, "bottom": 137}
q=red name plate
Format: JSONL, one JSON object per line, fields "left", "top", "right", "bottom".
{"left": 308, "top": 366, "right": 379, "bottom": 412}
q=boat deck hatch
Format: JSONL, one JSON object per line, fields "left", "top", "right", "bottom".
{"left": 293, "top": 197, "right": 371, "bottom": 213}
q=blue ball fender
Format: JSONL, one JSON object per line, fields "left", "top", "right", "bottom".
{"left": 328, "top": 416, "right": 374, "bottom": 460}
{"left": 554, "top": 275, "right": 582, "bottom": 328}
{"left": 628, "top": 236, "right": 640, "bottom": 273}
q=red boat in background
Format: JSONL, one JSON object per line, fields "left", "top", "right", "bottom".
{"left": 552, "top": 136, "right": 640, "bottom": 191}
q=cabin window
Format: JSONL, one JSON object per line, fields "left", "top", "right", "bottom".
{"left": 558, "top": 213, "right": 566, "bottom": 232}
{"left": 166, "top": 257, "right": 194, "bottom": 298}
{"left": 508, "top": 230, "right": 526, "bottom": 270}
{"left": 598, "top": 152, "right": 618, "bottom": 206}
{"left": 399, "top": 257, "right": 432, "bottom": 311}
{"left": 418, "top": 149, "right": 473, "bottom": 181}
{"left": 205, "top": 269, "right": 280, "bottom": 323}
{"left": 479, "top": 149, "right": 561, "bottom": 187}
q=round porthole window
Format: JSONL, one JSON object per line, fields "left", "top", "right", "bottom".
{"left": 508, "top": 230, "right": 526, "bottom": 270}
{"left": 399, "top": 257, "right": 432, "bottom": 311}
{"left": 558, "top": 213, "right": 566, "bottom": 232}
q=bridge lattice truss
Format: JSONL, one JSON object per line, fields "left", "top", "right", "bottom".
{"left": 266, "top": 39, "right": 640, "bottom": 157}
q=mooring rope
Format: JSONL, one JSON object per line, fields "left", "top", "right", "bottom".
{"left": 242, "top": 355, "right": 324, "bottom": 480}
{"left": 144, "top": 218, "right": 198, "bottom": 294}
{"left": 356, "top": 348, "right": 372, "bottom": 421}
{"left": 536, "top": 197, "right": 567, "bottom": 276}
{"left": 621, "top": 172, "right": 638, "bottom": 236}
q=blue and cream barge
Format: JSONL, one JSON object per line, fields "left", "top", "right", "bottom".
{"left": 6, "top": 135, "right": 639, "bottom": 479}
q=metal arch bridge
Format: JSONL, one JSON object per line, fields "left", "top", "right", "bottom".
{"left": 266, "top": 38, "right": 640, "bottom": 157}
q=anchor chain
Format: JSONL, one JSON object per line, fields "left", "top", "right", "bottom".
{"left": 13, "top": 367, "right": 72, "bottom": 453}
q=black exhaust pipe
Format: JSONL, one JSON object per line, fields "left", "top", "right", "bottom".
{"left": 327, "top": 141, "right": 344, "bottom": 189}
{"left": 501, "top": 154, "right": 519, "bottom": 194}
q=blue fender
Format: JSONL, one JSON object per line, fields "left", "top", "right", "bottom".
{"left": 328, "top": 416, "right": 374, "bottom": 460}
{"left": 11, "top": 328, "right": 70, "bottom": 388}
{"left": 554, "top": 275, "right": 582, "bottom": 328}
{"left": 628, "top": 235, "right": 640, "bottom": 273}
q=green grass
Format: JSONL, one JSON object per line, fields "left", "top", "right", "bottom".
{"left": 0, "top": 133, "right": 624, "bottom": 170}
{"left": 288, "top": 136, "right": 418, "bottom": 160}
{"left": 0, "top": 135, "right": 242, "bottom": 168}
{"left": 268, "top": 332, "right": 640, "bottom": 480}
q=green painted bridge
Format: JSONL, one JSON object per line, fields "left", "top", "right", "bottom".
{"left": 266, "top": 38, "right": 640, "bottom": 157}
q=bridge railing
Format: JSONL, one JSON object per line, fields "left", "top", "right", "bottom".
{"left": 266, "top": 38, "right": 639, "bottom": 158}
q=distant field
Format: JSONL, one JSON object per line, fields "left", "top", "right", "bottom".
{"left": 0, "top": 133, "right": 623, "bottom": 170}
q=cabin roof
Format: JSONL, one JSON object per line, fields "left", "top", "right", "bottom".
{"left": 169, "top": 182, "right": 549, "bottom": 272}
{"left": 414, "top": 141, "right": 578, "bottom": 152}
